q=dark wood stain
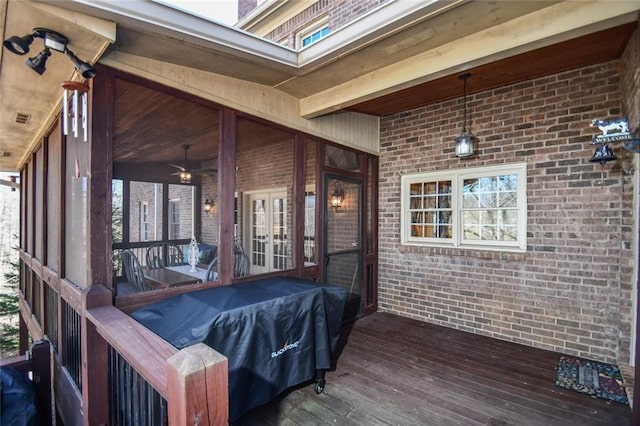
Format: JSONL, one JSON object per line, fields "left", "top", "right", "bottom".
{"left": 348, "top": 23, "right": 637, "bottom": 117}
{"left": 239, "top": 312, "right": 631, "bottom": 425}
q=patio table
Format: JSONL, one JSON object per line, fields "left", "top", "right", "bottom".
{"left": 143, "top": 267, "right": 202, "bottom": 289}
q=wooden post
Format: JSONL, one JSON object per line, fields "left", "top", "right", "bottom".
{"left": 82, "top": 285, "right": 112, "bottom": 426}
{"left": 167, "top": 343, "right": 228, "bottom": 425}
{"left": 30, "top": 339, "right": 53, "bottom": 426}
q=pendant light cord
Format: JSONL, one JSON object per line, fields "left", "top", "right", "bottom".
{"left": 459, "top": 73, "right": 471, "bottom": 133}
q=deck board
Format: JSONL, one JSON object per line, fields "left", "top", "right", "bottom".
{"left": 237, "top": 312, "right": 631, "bottom": 425}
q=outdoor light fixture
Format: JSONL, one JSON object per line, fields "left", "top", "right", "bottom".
{"left": 25, "top": 48, "right": 51, "bottom": 75}
{"left": 3, "top": 27, "right": 96, "bottom": 78}
{"left": 330, "top": 181, "right": 345, "bottom": 211}
{"left": 203, "top": 196, "right": 214, "bottom": 213}
{"left": 455, "top": 73, "right": 476, "bottom": 158}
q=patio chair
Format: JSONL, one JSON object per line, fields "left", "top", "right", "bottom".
{"left": 122, "top": 249, "right": 151, "bottom": 293}
{"left": 206, "top": 256, "right": 218, "bottom": 282}
{"left": 233, "top": 251, "right": 250, "bottom": 278}
{"left": 146, "top": 243, "right": 184, "bottom": 269}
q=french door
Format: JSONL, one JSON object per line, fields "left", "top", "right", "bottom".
{"left": 246, "top": 190, "right": 288, "bottom": 274}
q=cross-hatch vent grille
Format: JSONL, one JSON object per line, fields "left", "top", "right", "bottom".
{"left": 15, "top": 113, "right": 30, "bottom": 124}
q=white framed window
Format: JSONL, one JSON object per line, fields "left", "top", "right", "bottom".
{"left": 139, "top": 202, "right": 149, "bottom": 241}
{"left": 296, "top": 17, "right": 329, "bottom": 48}
{"left": 168, "top": 199, "right": 180, "bottom": 239}
{"left": 401, "top": 163, "right": 527, "bottom": 252}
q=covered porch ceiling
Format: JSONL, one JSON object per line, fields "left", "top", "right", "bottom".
{"left": 1, "top": 0, "right": 638, "bottom": 172}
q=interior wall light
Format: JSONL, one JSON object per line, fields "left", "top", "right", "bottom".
{"left": 454, "top": 73, "right": 476, "bottom": 158}
{"left": 203, "top": 196, "right": 214, "bottom": 213}
{"left": 330, "top": 181, "right": 345, "bottom": 211}
{"left": 3, "top": 27, "right": 96, "bottom": 78}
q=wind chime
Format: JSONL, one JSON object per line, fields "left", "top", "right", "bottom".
{"left": 61, "top": 80, "right": 89, "bottom": 177}
{"left": 61, "top": 80, "right": 89, "bottom": 142}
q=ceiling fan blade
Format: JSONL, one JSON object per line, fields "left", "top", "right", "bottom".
{"left": 169, "top": 163, "right": 186, "bottom": 171}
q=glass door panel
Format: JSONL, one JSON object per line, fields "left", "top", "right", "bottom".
{"left": 324, "top": 176, "right": 363, "bottom": 322}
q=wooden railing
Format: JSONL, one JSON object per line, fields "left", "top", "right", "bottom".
{"left": 87, "top": 304, "right": 229, "bottom": 425}
{"left": 19, "top": 251, "right": 229, "bottom": 425}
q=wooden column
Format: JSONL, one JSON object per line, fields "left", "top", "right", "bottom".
{"left": 31, "top": 339, "right": 53, "bottom": 426}
{"left": 82, "top": 285, "right": 111, "bottom": 426}
{"left": 218, "top": 109, "right": 236, "bottom": 284}
{"left": 88, "top": 67, "right": 115, "bottom": 291}
{"left": 293, "top": 134, "right": 306, "bottom": 275}
{"left": 167, "top": 343, "right": 228, "bottom": 425}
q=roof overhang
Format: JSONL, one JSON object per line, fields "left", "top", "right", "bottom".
{"left": 1, "top": 0, "right": 638, "bottom": 171}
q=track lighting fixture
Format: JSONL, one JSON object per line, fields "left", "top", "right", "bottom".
{"left": 3, "top": 27, "right": 96, "bottom": 78}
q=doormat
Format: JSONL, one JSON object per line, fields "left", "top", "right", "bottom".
{"left": 555, "top": 356, "right": 628, "bottom": 405}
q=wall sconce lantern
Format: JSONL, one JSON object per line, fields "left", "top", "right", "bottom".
{"left": 330, "top": 181, "right": 345, "bottom": 211}
{"left": 3, "top": 27, "right": 97, "bottom": 78}
{"left": 588, "top": 118, "right": 639, "bottom": 168}
{"left": 455, "top": 73, "right": 476, "bottom": 158}
{"left": 203, "top": 196, "right": 214, "bottom": 213}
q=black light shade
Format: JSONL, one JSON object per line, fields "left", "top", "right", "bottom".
{"left": 25, "top": 48, "right": 51, "bottom": 75}
{"left": 589, "top": 143, "right": 618, "bottom": 166}
{"left": 65, "top": 49, "right": 97, "bottom": 78}
{"left": 3, "top": 33, "right": 35, "bottom": 55}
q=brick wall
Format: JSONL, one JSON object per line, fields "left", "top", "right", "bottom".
{"left": 263, "top": 0, "right": 388, "bottom": 48}
{"left": 618, "top": 24, "right": 640, "bottom": 365}
{"left": 128, "top": 182, "right": 195, "bottom": 242}
{"left": 235, "top": 134, "right": 295, "bottom": 268}
{"left": 379, "top": 60, "right": 637, "bottom": 364}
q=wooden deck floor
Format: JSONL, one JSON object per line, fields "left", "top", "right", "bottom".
{"left": 238, "top": 312, "right": 632, "bottom": 426}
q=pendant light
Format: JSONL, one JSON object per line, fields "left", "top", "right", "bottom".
{"left": 455, "top": 73, "right": 475, "bottom": 158}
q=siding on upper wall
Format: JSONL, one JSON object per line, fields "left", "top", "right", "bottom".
{"left": 378, "top": 59, "right": 637, "bottom": 364}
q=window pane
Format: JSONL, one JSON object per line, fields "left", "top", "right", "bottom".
{"left": 407, "top": 179, "right": 452, "bottom": 240}
{"left": 112, "top": 180, "right": 123, "bottom": 244}
{"left": 168, "top": 184, "right": 195, "bottom": 240}
{"left": 325, "top": 145, "right": 361, "bottom": 171}
{"left": 499, "top": 191, "right": 517, "bottom": 207}
{"left": 129, "top": 182, "right": 163, "bottom": 243}
{"left": 502, "top": 210, "right": 518, "bottom": 225}
{"left": 304, "top": 140, "right": 317, "bottom": 263}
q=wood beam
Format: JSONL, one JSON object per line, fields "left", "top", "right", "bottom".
{"left": 300, "top": 1, "right": 640, "bottom": 118}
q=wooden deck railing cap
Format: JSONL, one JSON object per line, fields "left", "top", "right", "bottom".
{"left": 167, "top": 343, "right": 229, "bottom": 426}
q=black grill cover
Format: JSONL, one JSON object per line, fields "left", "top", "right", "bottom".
{"left": 132, "top": 277, "right": 348, "bottom": 421}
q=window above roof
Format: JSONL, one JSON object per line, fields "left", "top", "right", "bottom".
{"left": 296, "top": 17, "right": 330, "bottom": 49}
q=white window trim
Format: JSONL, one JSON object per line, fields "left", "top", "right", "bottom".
{"left": 296, "top": 16, "right": 329, "bottom": 49}
{"left": 400, "top": 162, "right": 527, "bottom": 252}
{"left": 139, "top": 201, "right": 149, "bottom": 241}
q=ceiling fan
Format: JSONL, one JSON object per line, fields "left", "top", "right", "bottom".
{"left": 169, "top": 145, "right": 217, "bottom": 183}
{"left": 169, "top": 144, "right": 195, "bottom": 183}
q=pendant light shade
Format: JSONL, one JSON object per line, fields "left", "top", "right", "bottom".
{"left": 455, "top": 73, "right": 475, "bottom": 158}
